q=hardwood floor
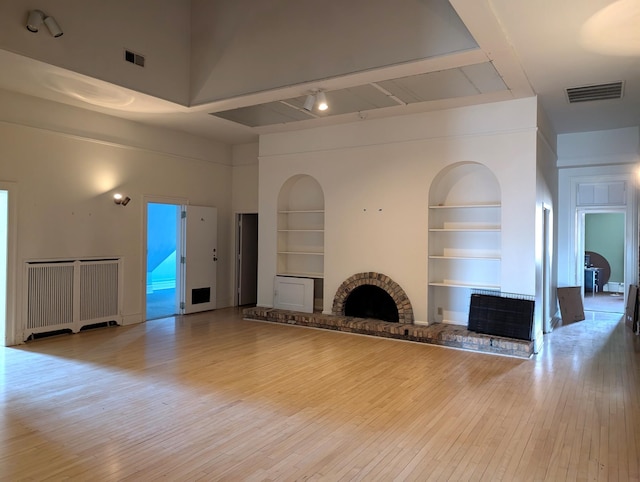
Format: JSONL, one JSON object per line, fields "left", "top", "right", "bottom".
{"left": 1, "top": 308, "right": 638, "bottom": 481}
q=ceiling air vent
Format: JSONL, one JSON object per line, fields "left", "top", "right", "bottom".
{"left": 566, "top": 81, "right": 623, "bottom": 103}
{"left": 124, "top": 49, "right": 145, "bottom": 67}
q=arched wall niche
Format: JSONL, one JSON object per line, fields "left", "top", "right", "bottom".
{"left": 276, "top": 175, "right": 325, "bottom": 308}
{"left": 278, "top": 175, "right": 325, "bottom": 212}
{"left": 427, "top": 161, "right": 503, "bottom": 325}
{"left": 429, "top": 161, "right": 501, "bottom": 206}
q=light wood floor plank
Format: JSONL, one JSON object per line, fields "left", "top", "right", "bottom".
{"left": 1, "top": 308, "right": 639, "bottom": 481}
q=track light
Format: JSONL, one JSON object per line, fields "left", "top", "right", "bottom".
{"left": 302, "top": 90, "right": 329, "bottom": 112}
{"left": 44, "top": 16, "right": 63, "bottom": 37}
{"left": 26, "top": 10, "right": 63, "bottom": 37}
{"left": 26, "top": 10, "right": 43, "bottom": 32}
{"left": 303, "top": 94, "right": 315, "bottom": 112}
{"left": 316, "top": 91, "right": 328, "bottom": 111}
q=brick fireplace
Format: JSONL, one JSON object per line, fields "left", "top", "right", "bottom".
{"left": 332, "top": 272, "right": 414, "bottom": 324}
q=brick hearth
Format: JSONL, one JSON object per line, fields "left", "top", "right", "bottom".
{"left": 242, "top": 307, "right": 534, "bottom": 358}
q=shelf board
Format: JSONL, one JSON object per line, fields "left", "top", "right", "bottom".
{"left": 277, "top": 272, "right": 324, "bottom": 279}
{"left": 278, "top": 251, "right": 324, "bottom": 256}
{"left": 429, "top": 203, "right": 501, "bottom": 209}
{"left": 278, "top": 210, "right": 324, "bottom": 213}
{"left": 429, "top": 255, "right": 501, "bottom": 261}
{"left": 429, "top": 281, "right": 501, "bottom": 290}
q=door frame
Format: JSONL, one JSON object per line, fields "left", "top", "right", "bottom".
{"left": 0, "top": 181, "right": 17, "bottom": 346}
{"left": 576, "top": 207, "right": 627, "bottom": 301}
{"left": 142, "top": 195, "right": 188, "bottom": 322}
{"left": 235, "top": 212, "right": 259, "bottom": 306}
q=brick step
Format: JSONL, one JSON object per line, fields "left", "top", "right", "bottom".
{"left": 242, "top": 307, "right": 534, "bottom": 358}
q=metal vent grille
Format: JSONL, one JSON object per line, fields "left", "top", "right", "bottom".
{"left": 566, "top": 81, "right": 624, "bottom": 103}
{"left": 124, "top": 49, "right": 145, "bottom": 67}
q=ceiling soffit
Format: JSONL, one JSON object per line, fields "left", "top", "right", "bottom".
{"left": 210, "top": 61, "right": 507, "bottom": 128}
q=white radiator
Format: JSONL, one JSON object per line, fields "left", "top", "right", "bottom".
{"left": 24, "top": 258, "right": 122, "bottom": 340}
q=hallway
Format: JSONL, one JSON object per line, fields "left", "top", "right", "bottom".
{"left": 582, "top": 290, "right": 625, "bottom": 314}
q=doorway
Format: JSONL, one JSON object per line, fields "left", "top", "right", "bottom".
{"left": 144, "top": 200, "right": 218, "bottom": 320}
{"left": 146, "top": 202, "right": 181, "bottom": 320}
{"left": 0, "top": 190, "right": 7, "bottom": 344}
{"left": 236, "top": 213, "right": 258, "bottom": 306}
{"left": 580, "top": 210, "right": 625, "bottom": 313}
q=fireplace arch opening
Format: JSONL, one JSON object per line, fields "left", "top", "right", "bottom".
{"left": 345, "top": 285, "right": 399, "bottom": 322}
{"left": 332, "top": 272, "right": 414, "bottom": 324}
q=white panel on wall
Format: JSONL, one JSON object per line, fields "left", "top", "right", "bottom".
{"left": 608, "top": 182, "right": 626, "bottom": 205}
{"left": 274, "top": 276, "right": 313, "bottom": 313}
{"left": 577, "top": 182, "right": 626, "bottom": 206}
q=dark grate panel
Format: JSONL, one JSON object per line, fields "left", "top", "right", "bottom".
{"left": 468, "top": 293, "right": 534, "bottom": 341}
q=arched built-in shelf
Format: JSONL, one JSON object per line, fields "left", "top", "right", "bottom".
{"left": 428, "top": 164, "right": 502, "bottom": 324}
{"left": 276, "top": 176, "right": 325, "bottom": 311}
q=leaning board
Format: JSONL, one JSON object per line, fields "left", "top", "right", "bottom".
{"left": 624, "top": 284, "right": 638, "bottom": 332}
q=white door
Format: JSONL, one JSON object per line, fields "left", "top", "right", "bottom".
{"left": 183, "top": 205, "right": 217, "bottom": 314}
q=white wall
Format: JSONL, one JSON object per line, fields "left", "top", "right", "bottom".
{"left": 557, "top": 127, "right": 639, "bottom": 292}
{"left": 258, "top": 98, "right": 540, "bottom": 325}
{"left": 535, "top": 104, "right": 558, "bottom": 345}
{"left": 557, "top": 127, "right": 639, "bottom": 168}
{"left": 0, "top": 89, "right": 234, "bottom": 345}
{"left": 231, "top": 143, "right": 259, "bottom": 213}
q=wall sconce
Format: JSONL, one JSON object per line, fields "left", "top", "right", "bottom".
{"left": 113, "top": 193, "right": 131, "bottom": 206}
{"left": 26, "top": 10, "right": 63, "bottom": 37}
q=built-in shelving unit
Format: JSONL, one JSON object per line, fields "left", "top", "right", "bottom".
{"left": 277, "top": 209, "right": 324, "bottom": 278}
{"left": 428, "top": 165, "right": 502, "bottom": 324}
{"left": 276, "top": 176, "right": 325, "bottom": 310}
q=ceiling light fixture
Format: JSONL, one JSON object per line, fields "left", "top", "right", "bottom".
{"left": 303, "top": 94, "right": 315, "bottom": 112}
{"left": 26, "top": 9, "right": 63, "bottom": 37}
{"left": 316, "top": 91, "right": 328, "bottom": 111}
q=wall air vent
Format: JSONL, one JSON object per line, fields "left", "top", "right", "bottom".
{"left": 124, "top": 49, "right": 145, "bottom": 67}
{"left": 566, "top": 81, "right": 623, "bottom": 103}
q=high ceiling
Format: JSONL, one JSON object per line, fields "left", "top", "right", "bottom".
{"left": 0, "top": 0, "right": 638, "bottom": 145}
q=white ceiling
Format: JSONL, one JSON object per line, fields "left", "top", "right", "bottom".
{"left": 0, "top": 0, "right": 637, "bottom": 145}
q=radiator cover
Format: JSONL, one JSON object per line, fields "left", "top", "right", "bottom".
{"left": 468, "top": 293, "right": 535, "bottom": 341}
{"left": 24, "top": 258, "right": 122, "bottom": 340}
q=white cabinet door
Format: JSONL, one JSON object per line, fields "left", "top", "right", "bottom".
{"left": 183, "top": 206, "right": 217, "bottom": 314}
{"left": 274, "top": 276, "right": 313, "bottom": 313}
